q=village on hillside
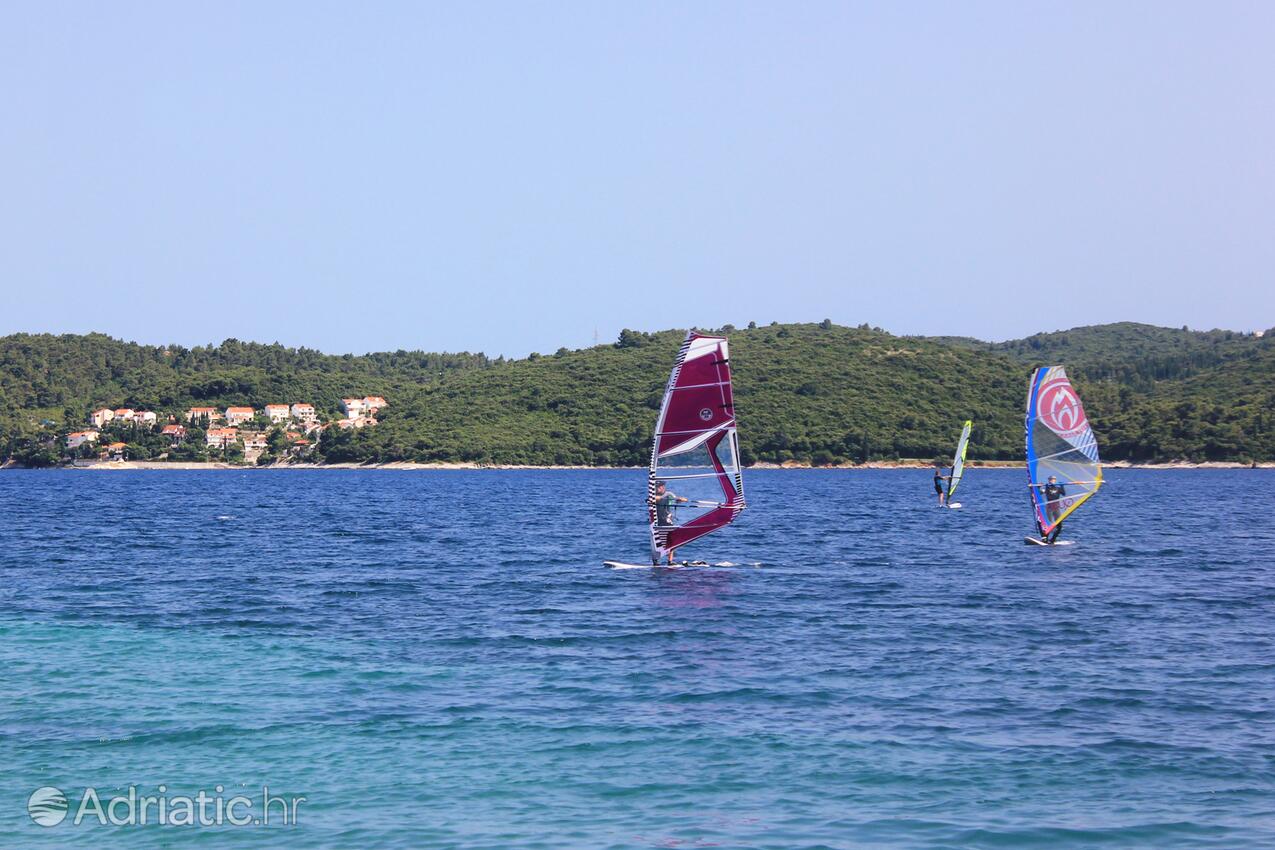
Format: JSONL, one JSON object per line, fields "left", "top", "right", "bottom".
{"left": 62, "top": 396, "right": 388, "bottom": 464}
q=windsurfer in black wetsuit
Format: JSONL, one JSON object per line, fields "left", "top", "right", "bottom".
{"left": 1039, "top": 475, "right": 1066, "bottom": 543}
{"left": 933, "top": 464, "right": 952, "bottom": 507}
{"left": 653, "top": 481, "right": 688, "bottom": 563}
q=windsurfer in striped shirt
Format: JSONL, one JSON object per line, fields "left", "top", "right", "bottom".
{"left": 653, "top": 481, "right": 688, "bottom": 563}
{"left": 653, "top": 481, "right": 688, "bottom": 528}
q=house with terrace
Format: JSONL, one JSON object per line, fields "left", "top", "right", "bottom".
{"left": 206, "top": 427, "right": 239, "bottom": 449}
{"left": 66, "top": 431, "right": 99, "bottom": 450}
{"left": 225, "top": 407, "right": 256, "bottom": 425}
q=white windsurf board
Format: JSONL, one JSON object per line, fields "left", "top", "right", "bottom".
{"left": 603, "top": 560, "right": 758, "bottom": 570}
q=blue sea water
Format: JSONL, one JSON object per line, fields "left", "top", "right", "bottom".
{"left": 1, "top": 468, "right": 1272, "bottom": 849}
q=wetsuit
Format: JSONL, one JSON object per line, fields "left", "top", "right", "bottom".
{"left": 1043, "top": 482, "right": 1066, "bottom": 543}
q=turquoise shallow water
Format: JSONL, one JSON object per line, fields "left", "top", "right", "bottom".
{"left": 1, "top": 468, "right": 1272, "bottom": 848}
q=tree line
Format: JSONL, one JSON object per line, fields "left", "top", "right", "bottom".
{"left": 3, "top": 322, "right": 1272, "bottom": 466}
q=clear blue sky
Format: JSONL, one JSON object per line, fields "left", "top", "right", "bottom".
{"left": 2, "top": 2, "right": 1271, "bottom": 357}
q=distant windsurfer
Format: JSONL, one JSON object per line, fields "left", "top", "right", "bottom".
{"left": 1038, "top": 475, "right": 1066, "bottom": 543}
{"left": 933, "top": 464, "right": 952, "bottom": 506}
{"left": 653, "top": 480, "right": 688, "bottom": 563}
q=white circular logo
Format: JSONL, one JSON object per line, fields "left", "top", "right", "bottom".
{"left": 699, "top": 408, "right": 713, "bottom": 421}
{"left": 28, "top": 787, "right": 68, "bottom": 827}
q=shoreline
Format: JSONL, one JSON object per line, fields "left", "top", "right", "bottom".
{"left": 3, "top": 460, "right": 1272, "bottom": 471}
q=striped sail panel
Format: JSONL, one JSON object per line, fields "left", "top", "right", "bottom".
{"left": 648, "top": 332, "right": 745, "bottom": 563}
{"left": 947, "top": 420, "right": 972, "bottom": 499}
{"left": 1025, "top": 366, "right": 1102, "bottom": 534}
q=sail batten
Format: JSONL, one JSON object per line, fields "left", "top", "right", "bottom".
{"left": 669, "top": 381, "right": 734, "bottom": 391}
{"left": 1025, "top": 366, "right": 1102, "bottom": 535}
{"left": 648, "top": 331, "right": 745, "bottom": 563}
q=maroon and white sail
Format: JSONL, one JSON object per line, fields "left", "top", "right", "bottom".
{"left": 648, "top": 331, "right": 746, "bottom": 563}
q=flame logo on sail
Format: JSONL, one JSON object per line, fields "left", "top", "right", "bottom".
{"left": 1039, "top": 377, "right": 1088, "bottom": 437}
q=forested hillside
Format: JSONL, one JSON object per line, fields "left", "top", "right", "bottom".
{"left": 0, "top": 332, "right": 489, "bottom": 428}
{"left": 3, "top": 322, "right": 1272, "bottom": 465}
{"left": 325, "top": 325, "right": 1028, "bottom": 465}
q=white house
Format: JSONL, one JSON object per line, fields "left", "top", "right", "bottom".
{"left": 187, "top": 407, "right": 219, "bottom": 422}
{"left": 206, "top": 427, "right": 239, "bottom": 448}
{"left": 66, "top": 430, "right": 100, "bottom": 449}
{"left": 161, "top": 424, "right": 187, "bottom": 444}
{"left": 291, "top": 403, "right": 317, "bottom": 423}
{"left": 225, "top": 407, "right": 255, "bottom": 425}
{"left": 133, "top": 411, "right": 157, "bottom": 426}
{"left": 105, "top": 442, "right": 127, "bottom": 460}
{"left": 264, "top": 404, "right": 291, "bottom": 423}
{"left": 242, "top": 433, "right": 269, "bottom": 452}
{"left": 340, "top": 398, "right": 364, "bottom": 419}
{"left": 336, "top": 416, "right": 378, "bottom": 430}
{"left": 90, "top": 409, "right": 115, "bottom": 428}
{"left": 362, "top": 396, "right": 388, "bottom": 413}
{"left": 113, "top": 408, "right": 135, "bottom": 421}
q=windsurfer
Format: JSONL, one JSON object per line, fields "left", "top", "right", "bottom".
{"left": 653, "top": 481, "right": 687, "bottom": 527}
{"left": 1041, "top": 476, "right": 1066, "bottom": 543}
{"left": 653, "top": 481, "right": 689, "bottom": 564}
{"left": 933, "top": 464, "right": 951, "bottom": 506}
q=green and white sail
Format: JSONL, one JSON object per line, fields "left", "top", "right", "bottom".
{"left": 947, "top": 420, "right": 972, "bottom": 499}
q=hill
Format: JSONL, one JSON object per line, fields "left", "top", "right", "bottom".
{"left": 324, "top": 324, "right": 1028, "bottom": 466}
{"left": 2, "top": 322, "right": 1272, "bottom": 466}
{"left": 988, "top": 322, "right": 1263, "bottom": 385}
{"left": 0, "top": 332, "right": 489, "bottom": 430}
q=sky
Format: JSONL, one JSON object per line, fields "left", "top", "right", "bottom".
{"left": 1, "top": 2, "right": 1272, "bottom": 357}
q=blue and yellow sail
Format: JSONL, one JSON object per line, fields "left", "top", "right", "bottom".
{"left": 1025, "top": 366, "right": 1102, "bottom": 534}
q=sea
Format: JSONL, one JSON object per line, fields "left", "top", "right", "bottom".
{"left": 1, "top": 468, "right": 1272, "bottom": 849}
